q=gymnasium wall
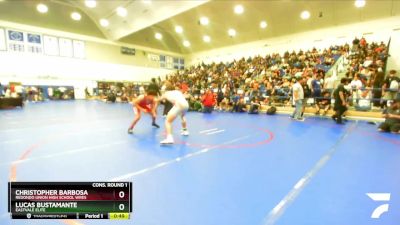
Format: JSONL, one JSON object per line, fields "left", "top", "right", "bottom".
{"left": 187, "top": 16, "right": 400, "bottom": 70}
{"left": 386, "top": 29, "right": 400, "bottom": 72}
{"left": 0, "top": 20, "right": 183, "bottom": 84}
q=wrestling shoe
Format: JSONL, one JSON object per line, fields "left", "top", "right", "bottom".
{"left": 160, "top": 137, "right": 174, "bottom": 145}
{"left": 152, "top": 122, "right": 160, "bottom": 128}
{"left": 181, "top": 130, "right": 189, "bottom": 136}
{"left": 127, "top": 129, "right": 133, "bottom": 134}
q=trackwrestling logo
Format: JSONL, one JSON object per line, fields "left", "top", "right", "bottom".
{"left": 366, "top": 193, "right": 391, "bottom": 219}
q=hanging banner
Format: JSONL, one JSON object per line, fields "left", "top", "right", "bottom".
{"left": 0, "top": 28, "right": 6, "bottom": 51}
{"left": 43, "top": 35, "right": 59, "bottom": 56}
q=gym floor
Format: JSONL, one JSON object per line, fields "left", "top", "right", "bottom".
{"left": 1, "top": 100, "right": 399, "bottom": 225}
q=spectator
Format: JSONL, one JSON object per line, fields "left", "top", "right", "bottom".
{"left": 352, "top": 37, "right": 360, "bottom": 52}
{"left": 301, "top": 76, "right": 311, "bottom": 117}
{"left": 248, "top": 96, "right": 261, "bottom": 114}
{"left": 147, "top": 78, "right": 161, "bottom": 96}
{"left": 232, "top": 98, "right": 247, "bottom": 113}
{"left": 219, "top": 97, "right": 231, "bottom": 112}
{"left": 332, "top": 78, "right": 350, "bottom": 124}
{"left": 355, "top": 87, "right": 372, "bottom": 111}
{"left": 85, "top": 87, "right": 91, "bottom": 98}
{"left": 381, "top": 70, "right": 399, "bottom": 108}
{"left": 315, "top": 91, "right": 331, "bottom": 115}
{"left": 360, "top": 37, "right": 367, "bottom": 48}
{"left": 350, "top": 73, "right": 363, "bottom": 105}
{"left": 201, "top": 89, "right": 215, "bottom": 113}
{"left": 193, "top": 97, "right": 203, "bottom": 112}
{"left": 290, "top": 77, "right": 305, "bottom": 121}
{"left": 107, "top": 91, "right": 116, "bottom": 103}
{"left": 139, "top": 85, "right": 145, "bottom": 95}
{"left": 157, "top": 38, "right": 385, "bottom": 115}
{"left": 371, "top": 72, "right": 385, "bottom": 107}
{"left": 311, "top": 73, "right": 322, "bottom": 100}
{"left": 181, "top": 81, "right": 189, "bottom": 93}
{"left": 324, "top": 74, "right": 336, "bottom": 95}
{"left": 216, "top": 87, "right": 224, "bottom": 110}
{"left": 378, "top": 98, "right": 400, "bottom": 134}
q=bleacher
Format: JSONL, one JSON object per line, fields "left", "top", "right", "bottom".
{"left": 164, "top": 38, "right": 396, "bottom": 121}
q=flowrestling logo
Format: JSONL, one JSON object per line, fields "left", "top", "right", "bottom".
{"left": 366, "top": 193, "right": 391, "bottom": 219}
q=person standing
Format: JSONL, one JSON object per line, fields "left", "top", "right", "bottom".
{"left": 147, "top": 78, "right": 161, "bottom": 97}
{"left": 324, "top": 74, "right": 336, "bottom": 95}
{"left": 311, "top": 73, "right": 322, "bottom": 101}
{"left": 315, "top": 91, "right": 332, "bottom": 115}
{"left": 290, "top": 77, "right": 305, "bottom": 121}
{"left": 158, "top": 83, "right": 189, "bottom": 145}
{"left": 332, "top": 78, "right": 349, "bottom": 124}
{"left": 350, "top": 73, "right": 363, "bottom": 106}
{"left": 371, "top": 72, "right": 385, "bottom": 107}
{"left": 301, "top": 76, "right": 311, "bottom": 118}
{"left": 381, "top": 70, "right": 399, "bottom": 108}
{"left": 248, "top": 96, "right": 261, "bottom": 114}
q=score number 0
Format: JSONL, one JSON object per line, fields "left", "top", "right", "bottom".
{"left": 119, "top": 191, "right": 125, "bottom": 211}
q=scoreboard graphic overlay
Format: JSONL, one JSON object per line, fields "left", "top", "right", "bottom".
{"left": 8, "top": 182, "right": 132, "bottom": 220}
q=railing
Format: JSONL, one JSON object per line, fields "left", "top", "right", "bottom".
{"left": 251, "top": 87, "right": 399, "bottom": 112}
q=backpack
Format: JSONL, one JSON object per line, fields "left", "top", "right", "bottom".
{"left": 266, "top": 106, "right": 277, "bottom": 115}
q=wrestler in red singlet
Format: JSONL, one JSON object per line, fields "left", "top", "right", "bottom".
{"left": 128, "top": 91, "right": 159, "bottom": 134}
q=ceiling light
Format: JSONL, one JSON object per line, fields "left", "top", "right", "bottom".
{"left": 175, "top": 26, "right": 183, "bottom": 34}
{"left": 36, "top": 3, "right": 48, "bottom": 13}
{"left": 300, "top": 10, "right": 310, "bottom": 20}
{"left": 199, "top": 17, "right": 209, "bottom": 26}
{"left": 228, "top": 28, "right": 236, "bottom": 37}
{"left": 354, "top": 0, "right": 366, "bottom": 8}
{"left": 234, "top": 5, "right": 244, "bottom": 14}
{"left": 117, "top": 7, "right": 127, "bottom": 17}
{"left": 183, "top": 40, "right": 190, "bottom": 47}
{"left": 71, "top": 12, "right": 81, "bottom": 21}
{"left": 203, "top": 35, "right": 210, "bottom": 43}
{"left": 143, "top": 0, "right": 151, "bottom": 4}
{"left": 85, "top": 0, "right": 96, "bottom": 8}
{"left": 260, "top": 21, "right": 267, "bottom": 29}
{"left": 100, "top": 19, "right": 109, "bottom": 27}
{"left": 155, "top": 33, "right": 162, "bottom": 40}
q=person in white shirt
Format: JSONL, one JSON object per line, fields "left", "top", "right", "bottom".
{"left": 15, "top": 85, "right": 23, "bottom": 98}
{"left": 363, "top": 57, "right": 373, "bottom": 68}
{"left": 139, "top": 85, "right": 145, "bottom": 95}
{"left": 350, "top": 73, "right": 363, "bottom": 105}
{"left": 306, "top": 74, "right": 313, "bottom": 90}
{"left": 324, "top": 74, "right": 336, "bottom": 94}
{"left": 48, "top": 87, "right": 53, "bottom": 98}
{"left": 355, "top": 87, "right": 372, "bottom": 111}
{"left": 290, "top": 77, "right": 305, "bottom": 121}
{"left": 350, "top": 74, "right": 363, "bottom": 90}
{"left": 157, "top": 82, "right": 189, "bottom": 144}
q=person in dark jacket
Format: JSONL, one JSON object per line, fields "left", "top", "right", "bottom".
{"left": 147, "top": 78, "right": 161, "bottom": 96}
{"left": 332, "top": 78, "right": 350, "bottom": 124}
{"left": 248, "top": 96, "right": 261, "bottom": 114}
{"left": 378, "top": 98, "right": 400, "bottom": 134}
